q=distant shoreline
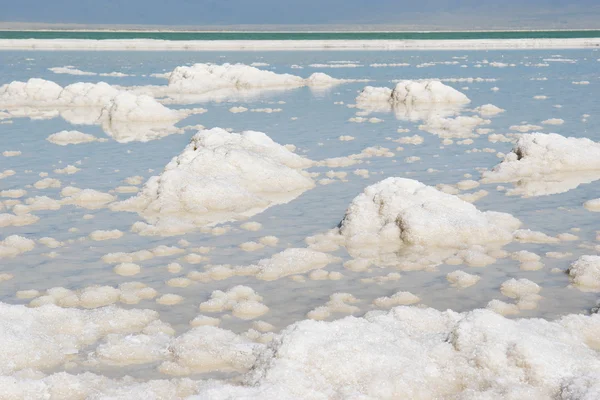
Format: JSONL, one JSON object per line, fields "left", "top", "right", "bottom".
{"left": 1, "top": 37, "right": 598, "bottom": 51}
{"left": 2, "top": 29, "right": 600, "bottom": 33}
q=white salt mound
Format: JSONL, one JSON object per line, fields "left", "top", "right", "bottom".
{"left": 355, "top": 80, "right": 470, "bottom": 121}
{"left": 46, "top": 130, "right": 97, "bottom": 145}
{"left": 145, "top": 63, "right": 351, "bottom": 102}
{"left": 339, "top": 177, "right": 520, "bottom": 250}
{"left": 112, "top": 128, "right": 315, "bottom": 235}
{"left": 482, "top": 133, "right": 600, "bottom": 196}
{"left": 357, "top": 80, "right": 470, "bottom": 106}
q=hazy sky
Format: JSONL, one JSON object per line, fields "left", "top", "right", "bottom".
{"left": 1, "top": 0, "right": 599, "bottom": 28}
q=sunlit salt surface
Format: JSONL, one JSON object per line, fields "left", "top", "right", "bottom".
{"left": 1, "top": 48, "right": 600, "bottom": 398}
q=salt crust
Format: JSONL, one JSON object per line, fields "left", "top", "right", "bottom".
{"left": 482, "top": 133, "right": 600, "bottom": 197}
{"left": 0, "top": 303, "right": 599, "bottom": 398}
{"left": 0, "top": 302, "right": 157, "bottom": 373}
{"left": 112, "top": 128, "right": 315, "bottom": 236}
{"left": 568, "top": 255, "right": 600, "bottom": 291}
{"left": 28, "top": 283, "right": 158, "bottom": 308}
{"left": 102, "top": 245, "right": 184, "bottom": 264}
{"left": 188, "top": 306, "right": 600, "bottom": 399}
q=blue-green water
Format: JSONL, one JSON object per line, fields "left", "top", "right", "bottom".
{"left": 1, "top": 30, "right": 600, "bottom": 40}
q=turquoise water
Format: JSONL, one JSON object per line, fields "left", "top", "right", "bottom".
{"left": 1, "top": 30, "right": 600, "bottom": 40}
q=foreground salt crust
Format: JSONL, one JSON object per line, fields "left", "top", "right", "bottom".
{"left": 112, "top": 128, "right": 315, "bottom": 235}
{"left": 337, "top": 177, "right": 520, "bottom": 262}
{"left": 190, "top": 306, "right": 600, "bottom": 399}
{"left": 482, "top": 133, "right": 600, "bottom": 196}
{"left": 0, "top": 302, "right": 157, "bottom": 374}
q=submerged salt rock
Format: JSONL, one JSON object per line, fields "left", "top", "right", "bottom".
{"left": 568, "top": 256, "right": 600, "bottom": 291}
{"left": 339, "top": 177, "right": 520, "bottom": 250}
{"left": 112, "top": 128, "right": 315, "bottom": 235}
{"left": 482, "top": 133, "right": 600, "bottom": 196}
{"left": 250, "top": 248, "right": 342, "bottom": 281}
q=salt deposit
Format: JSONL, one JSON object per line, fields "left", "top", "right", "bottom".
{"left": 89, "top": 229, "right": 124, "bottom": 241}
{"left": 568, "top": 255, "right": 600, "bottom": 291}
{"left": 418, "top": 115, "right": 490, "bottom": 138}
{"left": 0, "top": 302, "right": 158, "bottom": 373}
{"left": 446, "top": 270, "right": 481, "bottom": 288}
{"left": 61, "top": 186, "right": 115, "bottom": 209}
{"left": 338, "top": 177, "right": 520, "bottom": 256}
{"left": 188, "top": 306, "right": 600, "bottom": 399}
{"left": 0, "top": 79, "right": 201, "bottom": 142}
{"left": 199, "top": 285, "right": 269, "bottom": 320}
{"left": 46, "top": 130, "right": 98, "bottom": 145}
{"left": 0, "top": 235, "right": 35, "bottom": 258}
{"left": 134, "top": 63, "right": 354, "bottom": 103}
{"left": 373, "top": 291, "right": 420, "bottom": 307}
{"left": 112, "top": 128, "right": 315, "bottom": 235}
{"left": 247, "top": 248, "right": 342, "bottom": 281}
{"left": 482, "top": 133, "right": 600, "bottom": 196}
{"left": 307, "top": 293, "right": 360, "bottom": 320}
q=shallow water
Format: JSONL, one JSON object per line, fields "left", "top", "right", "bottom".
{"left": 1, "top": 49, "right": 599, "bottom": 381}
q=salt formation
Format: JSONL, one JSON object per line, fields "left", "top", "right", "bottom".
{"left": 0, "top": 302, "right": 158, "bottom": 373}
{"left": 482, "top": 133, "right": 600, "bottom": 196}
{"left": 101, "top": 245, "right": 184, "bottom": 264}
{"left": 199, "top": 285, "right": 269, "bottom": 320}
{"left": 355, "top": 80, "right": 470, "bottom": 121}
{"left": 138, "top": 63, "right": 354, "bottom": 103}
{"left": 158, "top": 325, "right": 258, "bottom": 375}
{"left": 189, "top": 306, "right": 600, "bottom": 399}
{"left": 500, "top": 278, "right": 542, "bottom": 310}
{"left": 112, "top": 128, "right": 315, "bottom": 235}
{"left": 29, "top": 283, "right": 157, "bottom": 308}
{"left": 60, "top": 186, "right": 115, "bottom": 209}
{"left": 307, "top": 293, "right": 360, "bottom": 320}
{"left": 0, "top": 79, "right": 202, "bottom": 142}
{"left": 0, "top": 235, "right": 35, "bottom": 258}
{"left": 373, "top": 291, "right": 420, "bottom": 307}
{"left": 248, "top": 248, "right": 341, "bottom": 281}
{"left": 418, "top": 115, "right": 491, "bottom": 138}
{"left": 446, "top": 270, "right": 481, "bottom": 288}
{"left": 337, "top": 178, "right": 520, "bottom": 261}
{"left": 568, "top": 256, "right": 600, "bottom": 291}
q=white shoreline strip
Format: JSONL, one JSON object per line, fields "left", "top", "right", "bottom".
{"left": 0, "top": 38, "right": 599, "bottom": 50}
